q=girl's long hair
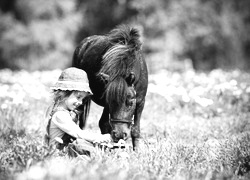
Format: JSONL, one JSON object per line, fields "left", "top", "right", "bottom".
{"left": 45, "top": 90, "right": 72, "bottom": 143}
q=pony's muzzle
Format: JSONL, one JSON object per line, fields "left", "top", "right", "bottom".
{"left": 111, "top": 130, "right": 129, "bottom": 142}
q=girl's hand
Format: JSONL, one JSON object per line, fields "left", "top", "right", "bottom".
{"left": 93, "top": 134, "right": 112, "bottom": 144}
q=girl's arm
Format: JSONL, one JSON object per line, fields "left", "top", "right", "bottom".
{"left": 52, "top": 111, "right": 111, "bottom": 143}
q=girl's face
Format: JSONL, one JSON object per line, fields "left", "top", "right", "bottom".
{"left": 64, "top": 91, "right": 89, "bottom": 111}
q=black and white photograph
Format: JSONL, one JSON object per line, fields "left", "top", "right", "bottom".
{"left": 1, "top": 0, "right": 250, "bottom": 179}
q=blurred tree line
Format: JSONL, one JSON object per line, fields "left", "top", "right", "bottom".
{"left": 0, "top": 0, "right": 250, "bottom": 72}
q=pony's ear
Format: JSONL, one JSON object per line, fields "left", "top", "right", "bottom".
{"left": 126, "top": 72, "right": 135, "bottom": 86}
{"left": 99, "top": 73, "right": 110, "bottom": 83}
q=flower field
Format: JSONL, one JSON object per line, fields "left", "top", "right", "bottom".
{"left": 1, "top": 68, "right": 250, "bottom": 180}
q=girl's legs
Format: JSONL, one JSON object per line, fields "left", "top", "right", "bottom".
{"left": 68, "top": 139, "right": 96, "bottom": 157}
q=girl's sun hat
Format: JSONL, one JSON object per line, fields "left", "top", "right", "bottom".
{"left": 51, "top": 67, "right": 92, "bottom": 94}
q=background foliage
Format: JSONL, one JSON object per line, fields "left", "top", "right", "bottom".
{"left": 0, "top": 0, "right": 250, "bottom": 72}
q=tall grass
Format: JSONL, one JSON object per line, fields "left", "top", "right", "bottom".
{"left": 1, "top": 69, "right": 250, "bottom": 179}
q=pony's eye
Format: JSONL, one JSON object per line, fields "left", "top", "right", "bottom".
{"left": 126, "top": 98, "right": 135, "bottom": 106}
{"left": 127, "top": 94, "right": 132, "bottom": 99}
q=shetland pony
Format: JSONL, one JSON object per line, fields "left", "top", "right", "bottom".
{"left": 72, "top": 25, "right": 148, "bottom": 150}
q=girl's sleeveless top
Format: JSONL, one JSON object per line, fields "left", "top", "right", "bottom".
{"left": 44, "top": 107, "right": 78, "bottom": 146}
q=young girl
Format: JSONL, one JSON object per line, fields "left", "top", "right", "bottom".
{"left": 45, "top": 67, "right": 111, "bottom": 156}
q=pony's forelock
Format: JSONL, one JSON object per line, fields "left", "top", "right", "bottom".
{"left": 105, "top": 77, "right": 127, "bottom": 111}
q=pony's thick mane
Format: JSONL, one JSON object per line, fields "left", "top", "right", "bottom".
{"left": 100, "top": 25, "right": 141, "bottom": 80}
{"left": 98, "top": 25, "right": 142, "bottom": 108}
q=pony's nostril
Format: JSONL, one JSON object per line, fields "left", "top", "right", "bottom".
{"left": 123, "top": 133, "right": 127, "bottom": 139}
{"left": 112, "top": 130, "right": 118, "bottom": 138}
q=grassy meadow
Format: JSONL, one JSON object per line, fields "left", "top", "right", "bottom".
{"left": 1, "top": 68, "right": 250, "bottom": 180}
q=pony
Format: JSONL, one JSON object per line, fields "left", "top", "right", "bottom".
{"left": 72, "top": 25, "right": 148, "bottom": 150}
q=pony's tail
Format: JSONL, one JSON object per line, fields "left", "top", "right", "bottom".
{"left": 72, "top": 46, "right": 80, "bottom": 67}
{"left": 108, "top": 25, "right": 142, "bottom": 51}
{"left": 78, "top": 97, "right": 91, "bottom": 129}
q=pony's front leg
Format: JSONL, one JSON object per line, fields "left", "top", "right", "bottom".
{"left": 131, "top": 99, "right": 145, "bottom": 151}
{"left": 131, "top": 124, "right": 140, "bottom": 151}
{"left": 99, "top": 107, "right": 112, "bottom": 134}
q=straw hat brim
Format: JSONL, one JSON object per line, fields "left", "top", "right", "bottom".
{"left": 51, "top": 81, "right": 93, "bottom": 94}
